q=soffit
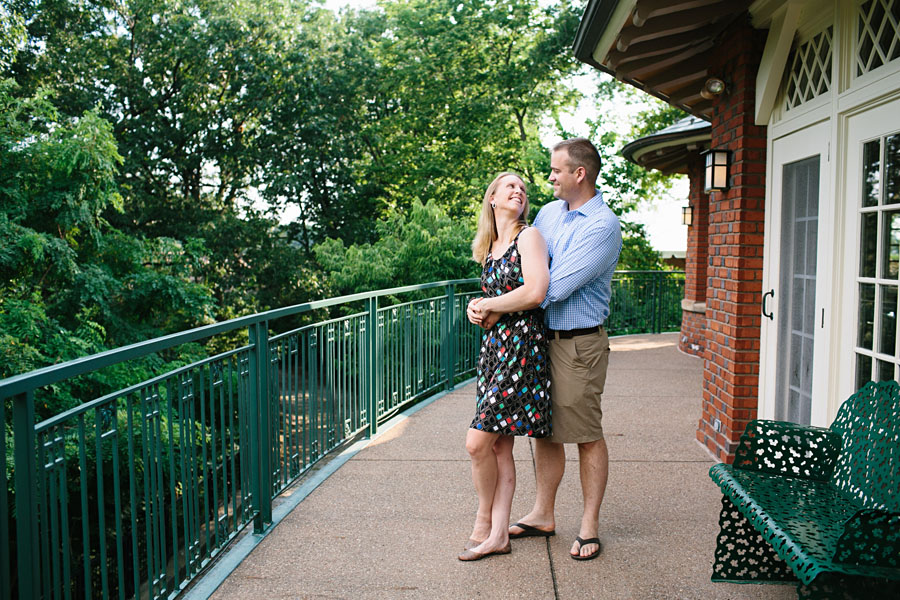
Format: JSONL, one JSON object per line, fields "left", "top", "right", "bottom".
{"left": 574, "top": 0, "right": 760, "bottom": 120}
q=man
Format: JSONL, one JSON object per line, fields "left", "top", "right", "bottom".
{"left": 470, "top": 138, "right": 621, "bottom": 560}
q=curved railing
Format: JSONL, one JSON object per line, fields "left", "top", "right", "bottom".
{"left": 1, "top": 271, "right": 684, "bottom": 600}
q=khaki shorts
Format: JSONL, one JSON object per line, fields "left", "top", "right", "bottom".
{"left": 547, "top": 327, "right": 610, "bottom": 444}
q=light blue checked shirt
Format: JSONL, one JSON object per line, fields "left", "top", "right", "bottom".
{"left": 533, "top": 190, "right": 622, "bottom": 330}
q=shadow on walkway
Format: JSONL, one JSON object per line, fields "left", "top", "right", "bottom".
{"left": 203, "top": 333, "right": 795, "bottom": 599}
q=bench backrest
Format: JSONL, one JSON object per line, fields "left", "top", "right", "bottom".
{"left": 829, "top": 380, "right": 900, "bottom": 512}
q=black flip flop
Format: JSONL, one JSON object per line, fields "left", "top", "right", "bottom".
{"left": 570, "top": 536, "right": 601, "bottom": 561}
{"left": 508, "top": 522, "right": 556, "bottom": 539}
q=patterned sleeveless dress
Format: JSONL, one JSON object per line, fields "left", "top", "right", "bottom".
{"left": 470, "top": 229, "right": 551, "bottom": 437}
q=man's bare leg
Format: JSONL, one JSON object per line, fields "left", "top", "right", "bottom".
{"left": 509, "top": 437, "right": 565, "bottom": 535}
{"left": 571, "top": 438, "right": 608, "bottom": 558}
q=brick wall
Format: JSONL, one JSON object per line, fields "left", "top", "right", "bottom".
{"left": 696, "top": 17, "right": 768, "bottom": 462}
{"left": 680, "top": 310, "right": 707, "bottom": 356}
{"left": 680, "top": 156, "right": 709, "bottom": 357}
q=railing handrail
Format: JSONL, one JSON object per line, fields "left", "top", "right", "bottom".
{"left": 0, "top": 278, "right": 479, "bottom": 399}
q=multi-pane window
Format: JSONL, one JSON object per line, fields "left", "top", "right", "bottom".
{"left": 856, "top": 132, "right": 900, "bottom": 389}
{"left": 857, "top": 0, "right": 900, "bottom": 76}
{"left": 785, "top": 27, "right": 833, "bottom": 110}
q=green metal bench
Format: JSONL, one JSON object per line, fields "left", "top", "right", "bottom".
{"left": 709, "top": 380, "right": 900, "bottom": 599}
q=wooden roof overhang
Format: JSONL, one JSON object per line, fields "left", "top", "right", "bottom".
{"left": 620, "top": 116, "right": 711, "bottom": 175}
{"left": 573, "top": 0, "right": 755, "bottom": 121}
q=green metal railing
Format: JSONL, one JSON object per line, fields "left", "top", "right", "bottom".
{"left": 606, "top": 270, "right": 685, "bottom": 335}
{"left": 0, "top": 280, "right": 482, "bottom": 600}
{"left": 1, "top": 271, "right": 683, "bottom": 600}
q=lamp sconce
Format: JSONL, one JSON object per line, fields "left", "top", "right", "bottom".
{"left": 681, "top": 205, "right": 693, "bottom": 227}
{"left": 700, "top": 77, "right": 727, "bottom": 100}
{"left": 702, "top": 148, "right": 731, "bottom": 193}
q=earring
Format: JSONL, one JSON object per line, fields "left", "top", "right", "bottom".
{"left": 491, "top": 203, "right": 496, "bottom": 208}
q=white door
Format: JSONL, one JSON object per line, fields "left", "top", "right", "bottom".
{"left": 760, "top": 120, "right": 832, "bottom": 425}
{"left": 839, "top": 97, "right": 900, "bottom": 407}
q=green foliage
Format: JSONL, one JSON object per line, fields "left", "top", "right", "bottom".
{"left": 619, "top": 222, "right": 664, "bottom": 271}
{"left": 0, "top": 2, "right": 25, "bottom": 71}
{"left": 1, "top": 0, "right": 672, "bottom": 376}
{"left": 584, "top": 76, "right": 688, "bottom": 213}
{"left": 315, "top": 199, "right": 479, "bottom": 296}
{"left": 553, "top": 74, "right": 688, "bottom": 270}
{"left": 0, "top": 80, "right": 216, "bottom": 413}
{"left": 258, "top": 0, "right": 583, "bottom": 249}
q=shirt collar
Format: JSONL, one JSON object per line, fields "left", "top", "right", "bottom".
{"left": 563, "top": 189, "right": 603, "bottom": 216}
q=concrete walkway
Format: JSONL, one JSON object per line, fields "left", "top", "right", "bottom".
{"left": 204, "top": 333, "right": 795, "bottom": 599}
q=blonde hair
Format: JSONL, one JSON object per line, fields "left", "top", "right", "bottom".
{"left": 471, "top": 172, "right": 530, "bottom": 264}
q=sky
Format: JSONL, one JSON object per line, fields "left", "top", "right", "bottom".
{"left": 310, "top": 0, "right": 689, "bottom": 253}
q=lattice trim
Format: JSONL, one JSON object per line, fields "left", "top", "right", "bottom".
{"left": 786, "top": 27, "right": 833, "bottom": 110}
{"left": 857, "top": 0, "right": 900, "bottom": 76}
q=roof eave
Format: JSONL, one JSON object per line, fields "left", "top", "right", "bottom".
{"left": 573, "top": 0, "right": 634, "bottom": 73}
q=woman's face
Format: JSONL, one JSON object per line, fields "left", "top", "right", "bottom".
{"left": 492, "top": 175, "right": 527, "bottom": 218}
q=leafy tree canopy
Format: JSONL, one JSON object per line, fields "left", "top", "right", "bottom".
{"left": 1, "top": 0, "right": 684, "bottom": 386}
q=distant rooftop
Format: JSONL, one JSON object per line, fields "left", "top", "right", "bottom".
{"left": 621, "top": 115, "right": 710, "bottom": 175}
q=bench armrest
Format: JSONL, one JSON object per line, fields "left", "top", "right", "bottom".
{"left": 834, "top": 509, "right": 900, "bottom": 569}
{"left": 731, "top": 420, "right": 841, "bottom": 481}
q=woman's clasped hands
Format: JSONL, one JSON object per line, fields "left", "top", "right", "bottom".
{"left": 467, "top": 298, "right": 500, "bottom": 330}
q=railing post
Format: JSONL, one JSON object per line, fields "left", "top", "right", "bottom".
{"left": 259, "top": 322, "right": 273, "bottom": 526}
{"left": 654, "top": 272, "right": 662, "bottom": 334}
{"left": 248, "top": 322, "right": 272, "bottom": 533}
{"left": 13, "top": 391, "right": 39, "bottom": 599}
{"left": 444, "top": 284, "right": 457, "bottom": 391}
{"left": 367, "top": 297, "right": 378, "bottom": 437}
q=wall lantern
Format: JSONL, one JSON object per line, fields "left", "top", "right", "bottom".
{"left": 681, "top": 205, "right": 693, "bottom": 226}
{"left": 702, "top": 148, "right": 731, "bottom": 192}
{"left": 700, "top": 77, "right": 727, "bottom": 100}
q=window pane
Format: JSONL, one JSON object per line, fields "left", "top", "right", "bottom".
{"left": 792, "top": 277, "right": 804, "bottom": 332}
{"left": 807, "top": 219, "right": 818, "bottom": 276}
{"left": 794, "top": 221, "right": 805, "bottom": 273}
{"left": 856, "top": 353, "right": 873, "bottom": 389}
{"left": 861, "top": 212, "right": 878, "bottom": 277}
{"left": 804, "top": 278, "right": 816, "bottom": 334}
{"left": 886, "top": 134, "right": 900, "bottom": 205}
{"left": 802, "top": 335, "right": 814, "bottom": 392}
{"left": 880, "top": 284, "right": 898, "bottom": 355}
{"left": 882, "top": 211, "right": 900, "bottom": 278}
{"left": 863, "top": 140, "right": 881, "bottom": 207}
{"left": 790, "top": 332, "right": 802, "bottom": 389}
{"left": 859, "top": 283, "right": 876, "bottom": 349}
{"left": 877, "top": 359, "right": 895, "bottom": 382}
{"left": 787, "top": 389, "right": 804, "bottom": 424}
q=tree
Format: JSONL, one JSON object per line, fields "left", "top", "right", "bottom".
{"left": 307, "top": 0, "right": 581, "bottom": 227}
{"left": 314, "top": 199, "right": 479, "bottom": 296}
{"left": 0, "top": 2, "right": 25, "bottom": 71}
{"left": 553, "top": 74, "right": 688, "bottom": 269}
{"left": 0, "top": 79, "right": 215, "bottom": 405}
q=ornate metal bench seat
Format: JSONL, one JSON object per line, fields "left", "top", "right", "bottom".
{"left": 708, "top": 381, "right": 900, "bottom": 599}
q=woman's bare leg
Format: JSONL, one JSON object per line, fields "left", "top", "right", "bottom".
{"left": 471, "top": 434, "right": 515, "bottom": 553}
{"left": 465, "top": 428, "right": 499, "bottom": 544}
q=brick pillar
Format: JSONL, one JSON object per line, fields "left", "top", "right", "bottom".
{"left": 696, "top": 18, "right": 767, "bottom": 463}
{"left": 680, "top": 156, "right": 709, "bottom": 357}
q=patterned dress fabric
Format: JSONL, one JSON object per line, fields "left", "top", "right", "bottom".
{"left": 470, "top": 230, "right": 551, "bottom": 437}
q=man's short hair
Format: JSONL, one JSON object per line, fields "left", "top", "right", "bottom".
{"left": 553, "top": 138, "right": 601, "bottom": 185}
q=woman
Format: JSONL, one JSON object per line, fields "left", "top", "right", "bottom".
{"left": 459, "top": 172, "right": 551, "bottom": 561}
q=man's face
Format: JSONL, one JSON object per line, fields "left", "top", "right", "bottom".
{"left": 549, "top": 150, "right": 578, "bottom": 200}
